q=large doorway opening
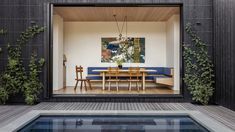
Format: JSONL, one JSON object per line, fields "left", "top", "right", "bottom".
{"left": 51, "top": 5, "right": 181, "bottom": 96}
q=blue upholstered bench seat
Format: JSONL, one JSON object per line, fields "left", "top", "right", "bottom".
{"left": 86, "top": 76, "right": 102, "bottom": 80}
{"left": 147, "top": 75, "right": 172, "bottom": 80}
{"left": 87, "top": 67, "right": 173, "bottom": 82}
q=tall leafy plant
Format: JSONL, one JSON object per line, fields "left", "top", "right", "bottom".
{"left": 0, "top": 25, "right": 44, "bottom": 104}
{"left": 183, "top": 23, "right": 214, "bottom": 105}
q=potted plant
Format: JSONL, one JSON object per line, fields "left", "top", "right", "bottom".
{"left": 183, "top": 23, "right": 214, "bottom": 105}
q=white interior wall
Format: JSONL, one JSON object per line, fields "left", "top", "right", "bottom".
{"left": 166, "top": 17, "right": 175, "bottom": 67}
{"left": 174, "top": 15, "right": 180, "bottom": 91}
{"left": 166, "top": 15, "right": 180, "bottom": 90}
{"left": 53, "top": 15, "right": 64, "bottom": 90}
{"left": 64, "top": 22, "right": 166, "bottom": 86}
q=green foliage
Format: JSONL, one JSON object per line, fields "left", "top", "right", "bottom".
{"left": 0, "top": 86, "right": 8, "bottom": 104}
{"left": 16, "top": 26, "right": 44, "bottom": 46}
{"left": 0, "top": 29, "right": 7, "bottom": 104}
{"left": 0, "top": 29, "right": 7, "bottom": 34}
{"left": 1, "top": 44, "right": 27, "bottom": 95}
{"left": 0, "top": 28, "right": 7, "bottom": 53}
{"left": 0, "top": 25, "right": 45, "bottom": 104}
{"left": 183, "top": 23, "right": 214, "bottom": 105}
{"left": 24, "top": 53, "right": 45, "bottom": 105}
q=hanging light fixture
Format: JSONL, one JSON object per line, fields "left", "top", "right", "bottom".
{"left": 109, "top": 14, "right": 130, "bottom": 44}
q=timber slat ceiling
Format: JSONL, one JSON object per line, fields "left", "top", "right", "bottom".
{"left": 54, "top": 7, "right": 180, "bottom": 22}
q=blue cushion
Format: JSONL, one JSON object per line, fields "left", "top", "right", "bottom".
{"left": 87, "top": 67, "right": 107, "bottom": 75}
{"left": 86, "top": 76, "right": 102, "bottom": 80}
{"left": 163, "top": 67, "right": 173, "bottom": 76}
{"left": 145, "top": 76, "right": 155, "bottom": 80}
{"left": 87, "top": 67, "right": 173, "bottom": 81}
{"left": 144, "top": 67, "right": 164, "bottom": 74}
{"left": 88, "top": 67, "right": 131, "bottom": 75}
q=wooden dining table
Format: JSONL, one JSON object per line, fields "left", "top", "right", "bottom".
{"left": 92, "top": 69, "right": 157, "bottom": 90}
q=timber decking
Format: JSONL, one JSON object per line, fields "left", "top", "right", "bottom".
{"left": 0, "top": 103, "right": 234, "bottom": 131}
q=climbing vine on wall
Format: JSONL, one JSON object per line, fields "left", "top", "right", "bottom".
{"left": 0, "top": 25, "right": 45, "bottom": 104}
{"left": 24, "top": 53, "right": 45, "bottom": 105}
{"left": 0, "top": 28, "right": 8, "bottom": 104}
{"left": 183, "top": 23, "right": 214, "bottom": 105}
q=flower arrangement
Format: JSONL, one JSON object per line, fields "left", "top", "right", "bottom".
{"left": 114, "top": 56, "right": 124, "bottom": 69}
{"left": 116, "top": 59, "right": 124, "bottom": 66}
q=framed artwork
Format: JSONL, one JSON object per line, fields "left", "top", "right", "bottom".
{"left": 101, "top": 37, "right": 145, "bottom": 63}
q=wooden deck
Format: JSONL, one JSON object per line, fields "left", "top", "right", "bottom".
{"left": 0, "top": 103, "right": 234, "bottom": 131}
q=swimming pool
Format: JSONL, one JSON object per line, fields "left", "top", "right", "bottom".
{"left": 19, "top": 115, "right": 209, "bottom": 132}
{"left": 1, "top": 111, "right": 232, "bottom": 132}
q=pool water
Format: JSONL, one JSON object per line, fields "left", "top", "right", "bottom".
{"left": 19, "top": 115, "right": 209, "bottom": 132}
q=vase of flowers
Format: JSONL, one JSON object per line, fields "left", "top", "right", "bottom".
{"left": 118, "top": 64, "right": 122, "bottom": 69}
{"left": 116, "top": 59, "right": 123, "bottom": 69}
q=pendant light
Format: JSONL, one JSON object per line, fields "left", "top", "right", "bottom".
{"left": 110, "top": 14, "right": 130, "bottom": 44}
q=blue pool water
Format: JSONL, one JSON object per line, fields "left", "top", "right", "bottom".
{"left": 19, "top": 115, "right": 209, "bottom": 132}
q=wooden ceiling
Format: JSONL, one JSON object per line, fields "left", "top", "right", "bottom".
{"left": 54, "top": 7, "right": 180, "bottom": 22}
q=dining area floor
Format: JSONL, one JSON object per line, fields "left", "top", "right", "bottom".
{"left": 53, "top": 86, "right": 179, "bottom": 95}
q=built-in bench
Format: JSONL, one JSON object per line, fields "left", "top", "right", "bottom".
{"left": 154, "top": 68, "right": 174, "bottom": 86}
{"left": 87, "top": 67, "right": 173, "bottom": 86}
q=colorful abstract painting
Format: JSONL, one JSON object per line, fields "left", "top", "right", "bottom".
{"left": 101, "top": 37, "right": 145, "bottom": 63}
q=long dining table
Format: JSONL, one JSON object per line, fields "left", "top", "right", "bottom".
{"left": 92, "top": 69, "right": 157, "bottom": 90}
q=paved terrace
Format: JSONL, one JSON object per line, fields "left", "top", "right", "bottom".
{"left": 0, "top": 103, "right": 234, "bottom": 131}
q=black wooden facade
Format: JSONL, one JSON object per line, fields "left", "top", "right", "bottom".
{"left": 0, "top": 0, "right": 234, "bottom": 110}
{"left": 213, "top": 0, "right": 235, "bottom": 110}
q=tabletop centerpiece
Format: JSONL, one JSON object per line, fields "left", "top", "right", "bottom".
{"left": 116, "top": 59, "right": 124, "bottom": 69}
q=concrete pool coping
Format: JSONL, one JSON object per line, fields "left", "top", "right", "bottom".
{"left": 0, "top": 110, "right": 233, "bottom": 132}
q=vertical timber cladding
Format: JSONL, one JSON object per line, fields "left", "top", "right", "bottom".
{"left": 0, "top": 0, "right": 213, "bottom": 102}
{"left": 214, "top": 0, "right": 235, "bottom": 110}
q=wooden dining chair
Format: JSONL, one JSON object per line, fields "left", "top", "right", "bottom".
{"left": 128, "top": 67, "right": 141, "bottom": 91}
{"left": 74, "top": 65, "right": 92, "bottom": 91}
{"left": 106, "top": 67, "right": 120, "bottom": 91}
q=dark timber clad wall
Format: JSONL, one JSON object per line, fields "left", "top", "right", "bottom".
{"left": 0, "top": 1, "right": 214, "bottom": 103}
{"left": 214, "top": 0, "right": 235, "bottom": 110}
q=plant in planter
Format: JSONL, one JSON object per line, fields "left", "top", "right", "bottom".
{"left": 0, "top": 25, "right": 45, "bottom": 104}
{"left": 183, "top": 23, "right": 214, "bottom": 105}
